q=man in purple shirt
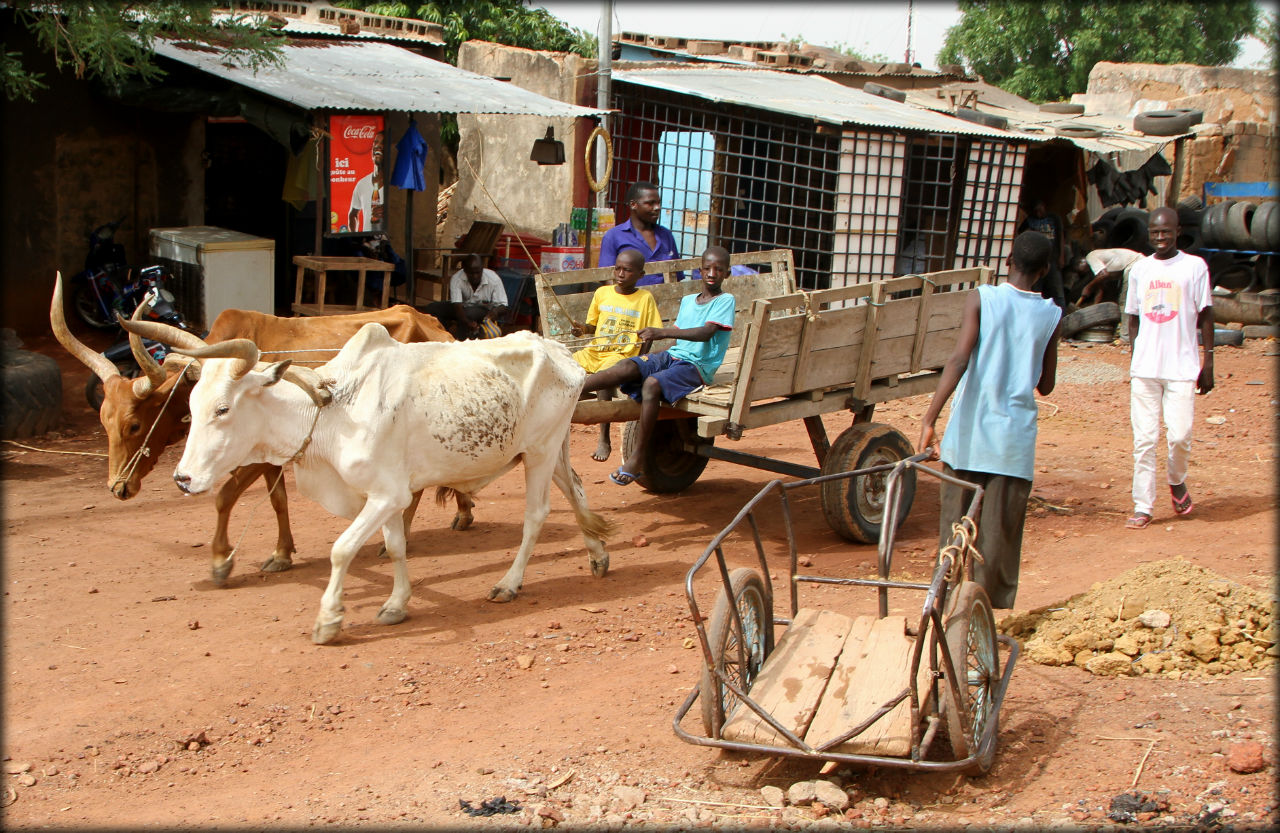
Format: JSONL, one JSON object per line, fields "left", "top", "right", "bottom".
{"left": 598, "top": 181, "right": 682, "bottom": 286}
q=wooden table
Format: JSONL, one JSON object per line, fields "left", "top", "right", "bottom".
{"left": 292, "top": 255, "right": 396, "bottom": 316}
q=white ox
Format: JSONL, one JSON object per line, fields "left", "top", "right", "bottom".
{"left": 171, "top": 323, "right": 614, "bottom": 644}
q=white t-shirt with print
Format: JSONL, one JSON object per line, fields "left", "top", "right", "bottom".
{"left": 1124, "top": 251, "right": 1211, "bottom": 381}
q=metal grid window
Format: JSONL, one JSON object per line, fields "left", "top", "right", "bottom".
{"left": 955, "top": 141, "right": 1027, "bottom": 274}
{"left": 610, "top": 86, "right": 839, "bottom": 289}
{"left": 609, "top": 82, "right": 1027, "bottom": 290}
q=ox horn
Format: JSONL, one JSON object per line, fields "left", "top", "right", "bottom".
{"left": 280, "top": 365, "right": 332, "bottom": 407}
{"left": 116, "top": 315, "right": 209, "bottom": 352}
{"left": 123, "top": 298, "right": 167, "bottom": 398}
{"left": 171, "top": 339, "right": 260, "bottom": 379}
{"left": 50, "top": 271, "right": 120, "bottom": 384}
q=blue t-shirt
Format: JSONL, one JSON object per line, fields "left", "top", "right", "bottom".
{"left": 668, "top": 292, "right": 735, "bottom": 384}
{"left": 598, "top": 221, "right": 682, "bottom": 286}
{"left": 940, "top": 283, "right": 1061, "bottom": 481}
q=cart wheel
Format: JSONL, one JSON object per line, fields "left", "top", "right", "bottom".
{"left": 819, "top": 423, "right": 917, "bottom": 543}
{"left": 699, "top": 567, "right": 771, "bottom": 738}
{"left": 621, "top": 418, "right": 710, "bottom": 493}
{"left": 941, "top": 581, "right": 1000, "bottom": 774}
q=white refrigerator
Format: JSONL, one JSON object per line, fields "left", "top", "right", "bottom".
{"left": 149, "top": 226, "right": 275, "bottom": 330}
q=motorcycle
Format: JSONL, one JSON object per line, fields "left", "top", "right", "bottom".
{"left": 68, "top": 219, "right": 177, "bottom": 330}
{"left": 84, "top": 286, "right": 202, "bottom": 411}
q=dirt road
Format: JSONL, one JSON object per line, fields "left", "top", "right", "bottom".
{"left": 3, "top": 333, "right": 1275, "bottom": 828}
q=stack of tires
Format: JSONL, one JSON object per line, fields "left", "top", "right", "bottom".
{"left": 1093, "top": 206, "right": 1155, "bottom": 254}
{"left": 1201, "top": 199, "right": 1280, "bottom": 253}
{"left": 0, "top": 330, "right": 63, "bottom": 441}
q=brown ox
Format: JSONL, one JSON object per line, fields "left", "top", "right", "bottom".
{"left": 51, "top": 272, "right": 473, "bottom": 584}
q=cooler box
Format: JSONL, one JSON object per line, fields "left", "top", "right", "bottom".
{"left": 494, "top": 233, "right": 547, "bottom": 270}
{"left": 541, "top": 246, "right": 585, "bottom": 274}
{"left": 150, "top": 226, "right": 275, "bottom": 330}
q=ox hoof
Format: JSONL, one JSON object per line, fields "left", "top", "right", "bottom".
{"left": 451, "top": 512, "right": 474, "bottom": 531}
{"left": 312, "top": 620, "right": 343, "bottom": 645}
{"left": 375, "top": 606, "right": 407, "bottom": 626}
{"left": 210, "top": 559, "right": 234, "bottom": 586}
{"left": 259, "top": 555, "right": 293, "bottom": 573}
{"left": 375, "top": 544, "right": 389, "bottom": 560}
{"left": 590, "top": 554, "right": 610, "bottom": 578}
{"left": 486, "top": 586, "right": 518, "bottom": 603}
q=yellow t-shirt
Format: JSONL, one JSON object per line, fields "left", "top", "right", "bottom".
{"left": 572, "top": 285, "right": 663, "bottom": 374}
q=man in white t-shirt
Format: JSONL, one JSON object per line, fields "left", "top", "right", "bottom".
{"left": 423, "top": 253, "right": 508, "bottom": 339}
{"left": 1123, "top": 207, "right": 1214, "bottom": 530}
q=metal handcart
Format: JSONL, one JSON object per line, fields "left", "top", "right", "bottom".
{"left": 673, "top": 456, "right": 1019, "bottom": 773}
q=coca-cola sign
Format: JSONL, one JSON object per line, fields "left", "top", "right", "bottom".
{"left": 328, "top": 114, "right": 385, "bottom": 235}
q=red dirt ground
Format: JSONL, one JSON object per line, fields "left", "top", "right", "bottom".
{"left": 3, "top": 331, "right": 1276, "bottom": 829}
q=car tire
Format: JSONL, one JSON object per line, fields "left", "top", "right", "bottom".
{"left": 1169, "top": 108, "right": 1204, "bottom": 126}
{"left": 1178, "top": 225, "right": 1203, "bottom": 254}
{"left": 1177, "top": 194, "right": 1204, "bottom": 211}
{"left": 1107, "top": 208, "right": 1150, "bottom": 251}
{"left": 955, "top": 107, "right": 1009, "bottom": 130}
{"left": 1133, "top": 111, "right": 1193, "bottom": 136}
{"left": 863, "top": 82, "right": 906, "bottom": 102}
{"left": 1225, "top": 201, "right": 1257, "bottom": 250}
{"left": 1040, "top": 102, "right": 1085, "bottom": 115}
{"left": 1202, "top": 201, "right": 1234, "bottom": 248}
{"left": 1249, "top": 201, "right": 1279, "bottom": 252}
{"left": 0, "top": 348, "right": 63, "bottom": 440}
{"left": 1055, "top": 124, "right": 1104, "bottom": 139}
{"left": 1060, "top": 302, "right": 1122, "bottom": 338}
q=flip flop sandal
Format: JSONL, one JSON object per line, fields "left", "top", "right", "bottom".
{"left": 609, "top": 468, "right": 638, "bottom": 486}
{"left": 1125, "top": 513, "right": 1152, "bottom": 530}
{"left": 1171, "top": 486, "right": 1194, "bottom": 515}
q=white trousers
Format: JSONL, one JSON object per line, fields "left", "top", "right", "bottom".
{"left": 1130, "top": 377, "right": 1195, "bottom": 515}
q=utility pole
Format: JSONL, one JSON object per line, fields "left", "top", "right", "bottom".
{"left": 904, "top": 0, "right": 915, "bottom": 65}
{"left": 596, "top": 0, "right": 613, "bottom": 211}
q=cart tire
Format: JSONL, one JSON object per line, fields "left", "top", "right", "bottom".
{"left": 820, "top": 423, "right": 917, "bottom": 544}
{"left": 941, "top": 581, "right": 1000, "bottom": 774}
{"left": 699, "top": 567, "right": 771, "bottom": 739}
{"left": 621, "top": 418, "right": 710, "bottom": 493}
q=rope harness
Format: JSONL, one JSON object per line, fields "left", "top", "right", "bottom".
{"left": 111, "top": 358, "right": 198, "bottom": 492}
{"left": 937, "top": 514, "right": 984, "bottom": 585}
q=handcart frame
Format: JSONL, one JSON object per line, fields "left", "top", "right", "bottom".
{"left": 672, "top": 457, "right": 1020, "bottom": 773}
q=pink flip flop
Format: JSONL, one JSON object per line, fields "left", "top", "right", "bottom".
{"left": 1171, "top": 486, "right": 1194, "bottom": 516}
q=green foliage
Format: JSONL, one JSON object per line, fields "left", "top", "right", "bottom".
{"left": 352, "top": 1, "right": 595, "bottom": 63}
{"left": 939, "top": 0, "right": 1261, "bottom": 102}
{"left": 1257, "top": 9, "right": 1279, "bottom": 70}
{"left": 779, "top": 33, "right": 890, "bottom": 64}
{"left": 3, "top": 1, "right": 285, "bottom": 102}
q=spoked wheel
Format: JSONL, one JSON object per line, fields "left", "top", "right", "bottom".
{"left": 71, "top": 284, "right": 115, "bottom": 330}
{"left": 941, "top": 581, "right": 1000, "bottom": 773}
{"left": 621, "top": 418, "right": 711, "bottom": 493}
{"left": 699, "top": 567, "right": 772, "bottom": 738}
{"left": 820, "top": 422, "right": 917, "bottom": 543}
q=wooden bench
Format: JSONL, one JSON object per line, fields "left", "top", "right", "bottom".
{"left": 720, "top": 611, "right": 934, "bottom": 756}
{"left": 292, "top": 255, "right": 396, "bottom": 316}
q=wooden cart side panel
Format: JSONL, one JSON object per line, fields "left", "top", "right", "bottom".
{"left": 720, "top": 608, "right": 856, "bottom": 747}
{"left": 726, "top": 299, "right": 771, "bottom": 428}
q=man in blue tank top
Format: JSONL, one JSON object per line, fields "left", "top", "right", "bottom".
{"left": 918, "top": 232, "right": 1063, "bottom": 610}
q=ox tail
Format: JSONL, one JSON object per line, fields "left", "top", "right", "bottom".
{"left": 434, "top": 486, "right": 459, "bottom": 507}
{"left": 567, "top": 467, "right": 617, "bottom": 541}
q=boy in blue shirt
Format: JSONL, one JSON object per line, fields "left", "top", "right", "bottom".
{"left": 918, "top": 232, "right": 1063, "bottom": 609}
{"left": 582, "top": 246, "right": 735, "bottom": 486}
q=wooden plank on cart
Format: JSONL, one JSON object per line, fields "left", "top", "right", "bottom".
{"left": 805, "top": 615, "right": 918, "bottom": 757}
{"left": 720, "top": 609, "right": 858, "bottom": 747}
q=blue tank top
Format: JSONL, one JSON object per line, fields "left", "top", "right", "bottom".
{"left": 940, "top": 283, "right": 1061, "bottom": 480}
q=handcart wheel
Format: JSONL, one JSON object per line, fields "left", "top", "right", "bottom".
{"left": 941, "top": 581, "right": 1000, "bottom": 773}
{"left": 820, "top": 423, "right": 917, "bottom": 543}
{"left": 622, "top": 418, "right": 711, "bottom": 493}
{"left": 699, "top": 568, "right": 771, "bottom": 738}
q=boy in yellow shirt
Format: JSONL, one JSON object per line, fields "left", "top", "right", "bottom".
{"left": 571, "top": 248, "right": 663, "bottom": 462}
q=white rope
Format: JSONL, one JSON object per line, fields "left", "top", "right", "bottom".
{"left": 3, "top": 440, "right": 106, "bottom": 458}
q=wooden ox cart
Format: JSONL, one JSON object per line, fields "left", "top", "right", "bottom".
{"left": 536, "top": 249, "right": 993, "bottom": 542}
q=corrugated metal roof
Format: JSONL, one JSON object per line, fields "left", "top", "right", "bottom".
{"left": 151, "top": 39, "right": 607, "bottom": 117}
{"left": 905, "top": 89, "right": 1196, "bottom": 162}
{"left": 613, "top": 67, "right": 1039, "bottom": 140}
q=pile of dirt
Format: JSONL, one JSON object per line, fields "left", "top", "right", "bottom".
{"left": 1001, "top": 559, "right": 1277, "bottom": 678}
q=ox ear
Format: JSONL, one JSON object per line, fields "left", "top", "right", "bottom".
{"left": 258, "top": 360, "right": 292, "bottom": 387}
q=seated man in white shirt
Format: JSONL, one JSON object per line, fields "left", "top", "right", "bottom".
{"left": 423, "top": 253, "right": 508, "bottom": 339}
